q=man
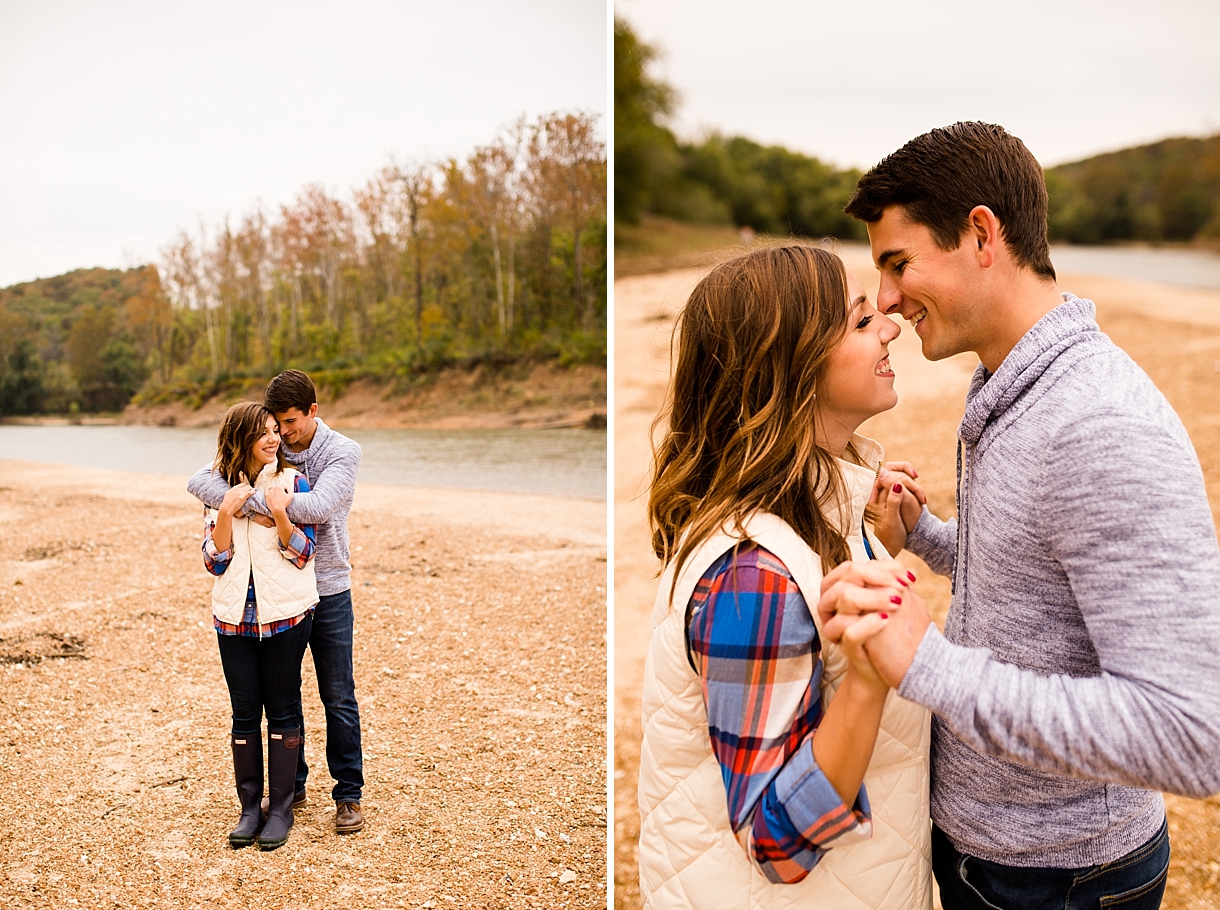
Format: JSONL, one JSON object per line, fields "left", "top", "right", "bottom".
{"left": 190, "top": 369, "right": 365, "bottom": 835}
{"left": 819, "top": 122, "right": 1220, "bottom": 908}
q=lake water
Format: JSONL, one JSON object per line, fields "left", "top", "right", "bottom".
{"left": 0, "top": 425, "right": 607, "bottom": 500}
{"left": 1048, "top": 245, "right": 1220, "bottom": 290}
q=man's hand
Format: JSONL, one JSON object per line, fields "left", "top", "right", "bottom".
{"left": 861, "top": 586, "right": 932, "bottom": 688}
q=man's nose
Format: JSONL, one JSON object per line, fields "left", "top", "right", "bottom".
{"left": 877, "top": 273, "right": 902, "bottom": 315}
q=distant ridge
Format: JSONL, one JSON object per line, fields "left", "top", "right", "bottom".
{"left": 1046, "top": 135, "right": 1220, "bottom": 244}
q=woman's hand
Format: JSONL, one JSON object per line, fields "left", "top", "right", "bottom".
{"left": 872, "top": 463, "right": 927, "bottom": 555}
{"left": 817, "top": 558, "right": 914, "bottom": 628}
{"left": 220, "top": 482, "right": 256, "bottom": 517}
{"left": 821, "top": 564, "right": 932, "bottom": 690}
{"left": 265, "top": 483, "right": 294, "bottom": 516}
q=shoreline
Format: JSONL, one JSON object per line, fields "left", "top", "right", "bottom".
{"left": 0, "top": 457, "right": 608, "bottom": 505}
{"left": 0, "top": 361, "right": 608, "bottom": 431}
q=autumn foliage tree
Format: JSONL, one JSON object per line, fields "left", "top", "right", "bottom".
{"left": 0, "top": 111, "right": 606, "bottom": 415}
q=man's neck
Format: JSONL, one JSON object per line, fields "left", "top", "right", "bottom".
{"left": 976, "top": 276, "right": 1065, "bottom": 374}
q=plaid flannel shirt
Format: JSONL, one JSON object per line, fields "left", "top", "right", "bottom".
{"left": 203, "top": 472, "right": 316, "bottom": 638}
{"left": 686, "top": 542, "right": 872, "bottom": 884}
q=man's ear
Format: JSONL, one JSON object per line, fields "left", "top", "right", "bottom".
{"left": 967, "top": 205, "right": 1002, "bottom": 269}
{"left": 308, "top": 402, "right": 319, "bottom": 419}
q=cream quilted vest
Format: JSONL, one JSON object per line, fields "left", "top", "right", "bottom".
{"left": 210, "top": 465, "right": 318, "bottom": 626}
{"left": 638, "top": 437, "right": 931, "bottom": 910}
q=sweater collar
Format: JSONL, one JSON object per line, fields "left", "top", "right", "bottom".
{"left": 959, "top": 293, "right": 1099, "bottom": 446}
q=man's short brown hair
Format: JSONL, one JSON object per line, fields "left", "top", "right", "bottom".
{"left": 264, "top": 369, "right": 316, "bottom": 415}
{"left": 845, "top": 122, "right": 1056, "bottom": 280}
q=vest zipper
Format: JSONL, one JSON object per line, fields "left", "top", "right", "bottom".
{"left": 248, "top": 515, "right": 264, "bottom": 640}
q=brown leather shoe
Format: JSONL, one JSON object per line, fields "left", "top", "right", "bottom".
{"left": 336, "top": 801, "right": 363, "bottom": 834}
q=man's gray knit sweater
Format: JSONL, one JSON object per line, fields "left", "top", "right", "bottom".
{"left": 901, "top": 294, "right": 1220, "bottom": 867}
{"left": 188, "top": 417, "right": 360, "bottom": 596}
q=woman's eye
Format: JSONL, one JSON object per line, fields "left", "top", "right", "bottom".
{"left": 856, "top": 314, "right": 874, "bottom": 330}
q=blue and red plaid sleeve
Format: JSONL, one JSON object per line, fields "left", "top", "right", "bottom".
{"left": 202, "top": 506, "right": 233, "bottom": 576}
{"left": 276, "top": 473, "right": 316, "bottom": 569}
{"left": 686, "top": 542, "right": 872, "bottom": 884}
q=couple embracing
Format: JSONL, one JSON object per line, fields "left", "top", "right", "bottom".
{"left": 188, "top": 369, "right": 365, "bottom": 850}
{"left": 638, "top": 123, "right": 1220, "bottom": 909}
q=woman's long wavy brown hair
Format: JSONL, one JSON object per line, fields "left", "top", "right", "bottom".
{"left": 215, "top": 401, "right": 285, "bottom": 486}
{"left": 649, "top": 244, "right": 864, "bottom": 597}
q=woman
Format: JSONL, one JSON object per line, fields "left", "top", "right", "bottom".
{"left": 638, "top": 245, "right": 931, "bottom": 908}
{"left": 203, "top": 401, "right": 318, "bottom": 850}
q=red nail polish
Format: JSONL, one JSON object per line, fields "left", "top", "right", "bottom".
{"left": 907, "top": 571, "right": 917, "bottom": 582}
{"left": 880, "top": 613, "right": 889, "bottom": 620}
{"left": 898, "top": 577, "right": 908, "bottom": 587}
{"left": 890, "top": 595, "right": 902, "bottom": 605}
{"left": 892, "top": 483, "right": 902, "bottom": 494}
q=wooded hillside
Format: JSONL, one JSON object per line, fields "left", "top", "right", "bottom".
{"left": 1045, "top": 135, "right": 1220, "bottom": 244}
{"left": 615, "top": 15, "right": 1219, "bottom": 249}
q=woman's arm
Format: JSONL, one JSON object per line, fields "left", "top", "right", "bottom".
{"left": 265, "top": 481, "right": 296, "bottom": 550}
{"left": 202, "top": 506, "right": 233, "bottom": 576}
{"left": 687, "top": 544, "right": 891, "bottom": 883}
{"left": 266, "top": 473, "right": 316, "bottom": 568}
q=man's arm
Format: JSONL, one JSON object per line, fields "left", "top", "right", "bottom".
{"left": 903, "top": 508, "right": 956, "bottom": 577}
{"left": 892, "top": 408, "right": 1220, "bottom": 798}
{"left": 276, "top": 440, "right": 361, "bottom": 525}
{"left": 188, "top": 464, "right": 238, "bottom": 510}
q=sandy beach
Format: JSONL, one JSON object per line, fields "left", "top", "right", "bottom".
{"left": 613, "top": 248, "right": 1220, "bottom": 909}
{"left": 0, "top": 465, "right": 606, "bottom": 908}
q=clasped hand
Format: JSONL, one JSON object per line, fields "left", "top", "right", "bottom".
{"left": 219, "top": 478, "right": 256, "bottom": 517}
{"left": 870, "top": 460, "right": 927, "bottom": 555}
{"left": 818, "top": 558, "right": 932, "bottom": 690}
{"left": 220, "top": 472, "right": 289, "bottom": 526}
{"left": 264, "top": 483, "right": 293, "bottom": 515}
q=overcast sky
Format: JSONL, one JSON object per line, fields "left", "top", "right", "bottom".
{"left": 0, "top": 0, "right": 606, "bottom": 287}
{"left": 617, "top": 0, "right": 1219, "bottom": 172}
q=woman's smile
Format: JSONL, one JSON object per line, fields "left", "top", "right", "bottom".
{"left": 253, "top": 416, "right": 281, "bottom": 466}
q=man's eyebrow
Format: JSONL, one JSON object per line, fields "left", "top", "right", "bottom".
{"left": 876, "top": 248, "right": 905, "bottom": 268}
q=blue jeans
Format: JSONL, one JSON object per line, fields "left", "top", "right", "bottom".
{"left": 295, "top": 589, "right": 364, "bottom": 803}
{"left": 933, "top": 820, "right": 1170, "bottom": 910}
{"left": 216, "top": 615, "right": 313, "bottom": 735}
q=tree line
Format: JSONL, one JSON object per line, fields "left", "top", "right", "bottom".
{"left": 616, "top": 14, "right": 1219, "bottom": 247}
{"left": 1045, "top": 135, "right": 1220, "bottom": 244}
{"left": 0, "top": 111, "right": 606, "bottom": 417}
{"left": 615, "top": 17, "right": 864, "bottom": 241}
